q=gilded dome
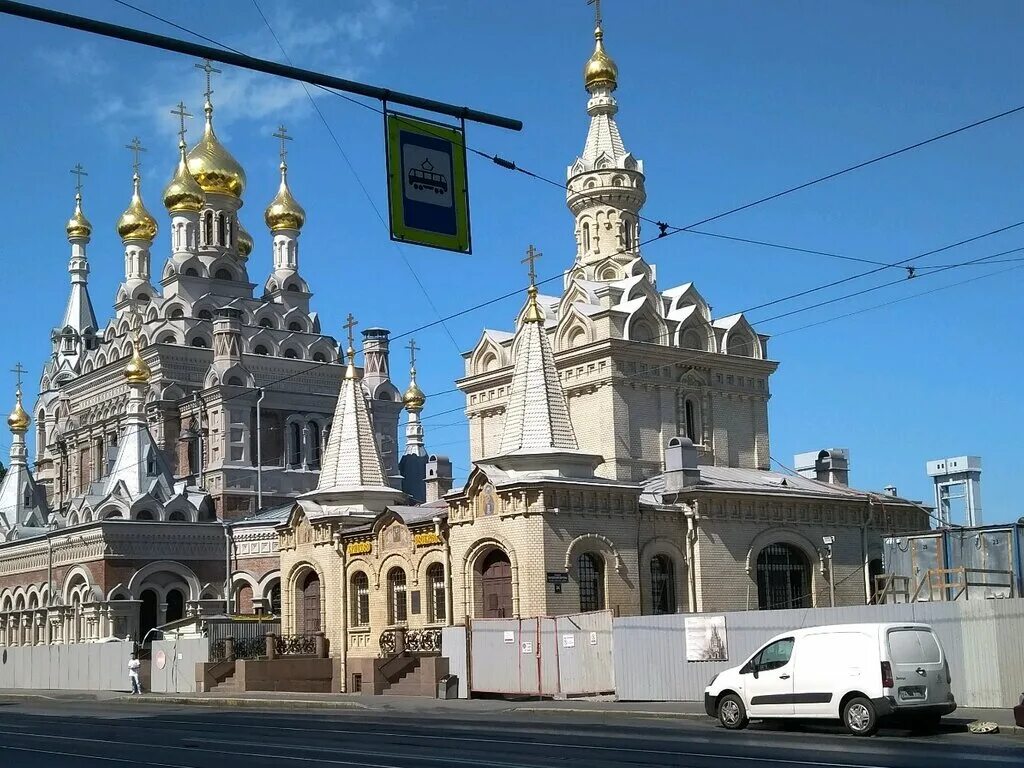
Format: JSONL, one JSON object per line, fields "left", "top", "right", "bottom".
{"left": 7, "top": 389, "right": 29, "bottom": 434}
{"left": 237, "top": 222, "right": 254, "bottom": 257}
{"left": 124, "top": 340, "right": 151, "bottom": 385}
{"left": 66, "top": 193, "right": 92, "bottom": 241}
{"left": 403, "top": 377, "right": 426, "bottom": 411}
{"left": 186, "top": 104, "right": 246, "bottom": 198}
{"left": 584, "top": 25, "right": 618, "bottom": 91}
{"left": 264, "top": 163, "right": 305, "bottom": 232}
{"left": 163, "top": 141, "right": 205, "bottom": 213}
{"left": 117, "top": 174, "right": 159, "bottom": 242}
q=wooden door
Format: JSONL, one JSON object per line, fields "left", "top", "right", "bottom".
{"left": 301, "top": 572, "right": 321, "bottom": 633}
{"left": 481, "top": 551, "right": 513, "bottom": 618}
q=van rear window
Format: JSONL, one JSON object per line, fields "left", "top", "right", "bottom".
{"left": 888, "top": 629, "right": 941, "bottom": 664}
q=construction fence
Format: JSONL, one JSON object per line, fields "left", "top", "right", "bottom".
{"left": 0, "top": 641, "right": 132, "bottom": 691}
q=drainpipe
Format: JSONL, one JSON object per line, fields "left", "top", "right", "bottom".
{"left": 192, "top": 392, "right": 205, "bottom": 489}
{"left": 223, "top": 520, "right": 233, "bottom": 615}
{"left": 255, "top": 387, "right": 265, "bottom": 511}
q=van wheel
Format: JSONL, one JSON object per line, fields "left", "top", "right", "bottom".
{"left": 718, "top": 694, "right": 748, "bottom": 730}
{"left": 842, "top": 697, "right": 878, "bottom": 736}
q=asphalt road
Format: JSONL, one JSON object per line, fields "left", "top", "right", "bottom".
{"left": 0, "top": 699, "right": 1020, "bottom": 768}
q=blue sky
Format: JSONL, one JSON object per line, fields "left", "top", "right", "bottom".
{"left": 2, "top": 1, "right": 1021, "bottom": 522}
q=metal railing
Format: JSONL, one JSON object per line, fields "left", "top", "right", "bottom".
{"left": 235, "top": 636, "right": 265, "bottom": 660}
{"left": 378, "top": 628, "right": 442, "bottom": 657}
{"left": 875, "top": 568, "right": 1014, "bottom": 603}
{"left": 274, "top": 633, "right": 318, "bottom": 657}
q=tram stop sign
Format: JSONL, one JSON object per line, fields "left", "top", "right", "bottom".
{"left": 385, "top": 111, "right": 471, "bottom": 254}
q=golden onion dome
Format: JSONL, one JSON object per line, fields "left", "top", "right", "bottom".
{"left": 163, "top": 140, "right": 205, "bottom": 213}
{"left": 186, "top": 103, "right": 246, "bottom": 198}
{"left": 124, "top": 339, "right": 151, "bottom": 385}
{"left": 116, "top": 173, "right": 159, "bottom": 242}
{"left": 403, "top": 374, "right": 426, "bottom": 412}
{"left": 264, "top": 162, "right": 306, "bottom": 232}
{"left": 7, "top": 389, "right": 30, "bottom": 434}
{"left": 66, "top": 192, "right": 92, "bottom": 241}
{"left": 584, "top": 25, "right": 618, "bottom": 91}
{"left": 237, "top": 222, "right": 254, "bottom": 257}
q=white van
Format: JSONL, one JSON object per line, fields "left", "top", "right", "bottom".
{"left": 703, "top": 623, "right": 956, "bottom": 736}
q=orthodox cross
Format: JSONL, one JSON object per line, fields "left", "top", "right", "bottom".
{"left": 522, "top": 244, "right": 542, "bottom": 287}
{"left": 170, "top": 101, "right": 192, "bottom": 144}
{"left": 588, "top": 0, "right": 602, "bottom": 26}
{"left": 406, "top": 339, "right": 419, "bottom": 370}
{"left": 10, "top": 362, "right": 26, "bottom": 393}
{"left": 70, "top": 163, "right": 87, "bottom": 196}
{"left": 125, "top": 137, "right": 146, "bottom": 176}
{"left": 344, "top": 313, "right": 358, "bottom": 353}
{"left": 273, "top": 124, "right": 293, "bottom": 165}
{"left": 195, "top": 58, "right": 221, "bottom": 102}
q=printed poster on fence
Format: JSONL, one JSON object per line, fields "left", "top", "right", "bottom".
{"left": 684, "top": 615, "right": 728, "bottom": 662}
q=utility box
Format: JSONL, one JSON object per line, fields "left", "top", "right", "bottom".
{"left": 437, "top": 674, "right": 458, "bottom": 700}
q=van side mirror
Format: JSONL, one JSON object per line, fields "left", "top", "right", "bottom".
{"left": 740, "top": 661, "right": 755, "bottom": 675}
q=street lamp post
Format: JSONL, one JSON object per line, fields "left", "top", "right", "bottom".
{"left": 46, "top": 518, "right": 58, "bottom": 644}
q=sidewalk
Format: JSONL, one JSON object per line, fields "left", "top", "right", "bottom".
{"left": 0, "top": 688, "right": 1019, "bottom": 734}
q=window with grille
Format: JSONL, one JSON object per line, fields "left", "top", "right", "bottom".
{"left": 309, "top": 422, "right": 321, "bottom": 468}
{"left": 351, "top": 572, "right": 369, "bottom": 626}
{"left": 427, "top": 563, "right": 445, "bottom": 623}
{"left": 756, "top": 543, "right": 811, "bottom": 610}
{"left": 650, "top": 555, "right": 676, "bottom": 614}
{"left": 289, "top": 423, "right": 302, "bottom": 467}
{"left": 577, "top": 553, "right": 605, "bottom": 613}
{"left": 387, "top": 567, "right": 407, "bottom": 624}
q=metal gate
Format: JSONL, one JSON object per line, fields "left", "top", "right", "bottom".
{"left": 469, "top": 611, "right": 613, "bottom": 696}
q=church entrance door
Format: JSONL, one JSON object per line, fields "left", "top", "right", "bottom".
{"left": 481, "top": 550, "right": 513, "bottom": 618}
{"left": 299, "top": 571, "right": 321, "bottom": 634}
{"left": 139, "top": 589, "right": 158, "bottom": 643}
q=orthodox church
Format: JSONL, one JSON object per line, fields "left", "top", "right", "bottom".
{"left": 1, "top": 14, "right": 927, "bottom": 698}
{"left": 0, "top": 65, "right": 431, "bottom": 647}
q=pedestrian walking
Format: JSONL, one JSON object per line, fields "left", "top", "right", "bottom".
{"left": 128, "top": 653, "right": 142, "bottom": 695}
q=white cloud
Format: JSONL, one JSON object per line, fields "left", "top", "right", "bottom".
{"left": 38, "top": 0, "right": 409, "bottom": 141}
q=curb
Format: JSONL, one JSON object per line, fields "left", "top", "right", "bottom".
{"left": 122, "top": 695, "right": 368, "bottom": 710}
{"left": 511, "top": 706, "right": 706, "bottom": 720}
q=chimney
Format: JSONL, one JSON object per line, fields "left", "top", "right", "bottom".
{"left": 883, "top": 485, "right": 898, "bottom": 497}
{"left": 663, "top": 437, "right": 700, "bottom": 497}
{"left": 794, "top": 448, "right": 850, "bottom": 486}
{"left": 425, "top": 454, "right": 453, "bottom": 503}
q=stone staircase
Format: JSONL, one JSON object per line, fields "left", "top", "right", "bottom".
{"left": 209, "top": 670, "right": 239, "bottom": 694}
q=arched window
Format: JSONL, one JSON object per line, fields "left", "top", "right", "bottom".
{"left": 288, "top": 321, "right": 302, "bottom": 332}
{"left": 284, "top": 348, "right": 299, "bottom": 359}
{"left": 184, "top": 267, "right": 199, "bottom": 277}
{"left": 217, "top": 216, "right": 226, "bottom": 246}
{"left": 650, "top": 555, "right": 676, "bottom": 614}
{"left": 313, "top": 352, "right": 326, "bottom": 363}
{"left": 309, "top": 422, "right": 321, "bottom": 468}
{"left": 289, "top": 422, "right": 302, "bottom": 467}
{"left": 202, "top": 211, "right": 213, "bottom": 245}
{"left": 267, "top": 582, "right": 282, "bottom": 615}
{"left": 159, "top": 333, "right": 176, "bottom": 344}
{"left": 582, "top": 222, "right": 591, "bottom": 252}
{"left": 601, "top": 267, "right": 617, "bottom": 280}
{"left": 168, "top": 510, "right": 187, "bottom": 521}
{"left": 166, "top": 589, "right": 185, "bottom": 623}
{"left": 145, "top": 449, "right": 156, "bottom": 476}
{"left": 190, "top": 337, "right": 208, "bottom": 348}
{"left": 727, "top": 333, "right": 751, "bottom": 357}
{"left": 756, "top": 543, "right": 811, "bottom": 610}
{"left": 350, "top": 572, "right": 369, "bottom": 626}
{"left": 623, "top": 220, "right": 633, "bottom": 251}
{"left": 577, "top": 553, "right": 604, "bottom": 612}
{"left": 427, "top": 563, "right": 446, "bottom": 624}
{"left": 387, "top": 567, "right": 407, "bottom": 625}
{"left": 684, "top": 398, "right": 699, "bottom": 442}
{"left": 214, "top": 268, "right": 232, "bottom": 281}
{"left": 198, "top": 309, "right": 213, "bottom": 321}
{"left": 136, "top": 510, "right": 154, "bottom": 520}
{"left": 254, "top": 345, "right": 269, "bottom": 356}
{"left": 286, "top": 283, "right": 300, "bottom": 292}
{"left": 227, "top": 376, "right": 242, "bottom": 386}
{"left": 681, "top": 328, "right": 704, "bottom": 351}
{"left": 259, "top": 318, "right": 273, "bottom": 329}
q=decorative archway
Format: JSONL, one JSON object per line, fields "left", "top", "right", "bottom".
{"left": 463, "top": 537, "right": 519, "bottom": 619}
{"left": 480, "top": 550, "right": 512, "bottom": 619}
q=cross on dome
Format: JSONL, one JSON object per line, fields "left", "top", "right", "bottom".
{"left": 171, "top": 101, "right": 193, "bottom": 145}
{"left": 406, "top": 338, "right": 419, "bottom": 369}
{"left": 70, "top": 164, "right": 87, "bottom": 196}
{"left": 10, "top": 362, "right": 25, "bottom": 392}
{"left": 588, "top": 0, "right": 602, "bottom": 26}
{"left": 522, "top": 243, "right": 542, "bottom": 287}
{"left": 195, "top": 58, "right": 221, "bottom": 105}
{"left": 125, "top": 137, "right": 146, "bottom": 176}
{"left": 273, "top": 124, "right": 293, "bottom": 166}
